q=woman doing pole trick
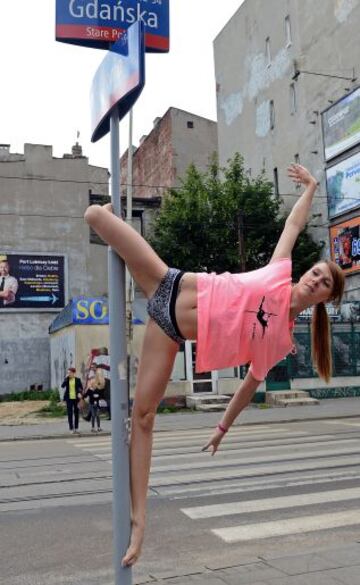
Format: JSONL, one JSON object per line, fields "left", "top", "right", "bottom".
{"left": 84, "top": 164, "right": 344, "bottom": 566}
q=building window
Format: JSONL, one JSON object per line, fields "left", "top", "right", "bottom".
{"left": 269, "top": 100, "right": 275, "bottom": 130}
{"left": 273, "top": 168, "right": 279, "bottom": 196}
{"left": 285, "top": 15, "right": 292, "bottom": 47}
{"left": 187, "top": 121, "right": 194, "bottom": 129}
{"left": 265, "top": 37, "right": 271, "bottom": 67}
{"left": 289, "top": 83, "right": 297, "bottom": 114}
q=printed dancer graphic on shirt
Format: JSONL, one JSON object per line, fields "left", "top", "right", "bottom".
{"left": 246, "top": 296, "right": 278, "bottom": 338}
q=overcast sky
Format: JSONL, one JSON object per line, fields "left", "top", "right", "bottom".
{"left": 2, "top": 1, "right": 244, "bottom": 169}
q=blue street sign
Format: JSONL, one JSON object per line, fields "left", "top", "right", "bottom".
{"left": 90, "top": 20, "right": 145, "bottom": 142}
{"left": 56, "top": 0, "right": 169, "bottom": 52}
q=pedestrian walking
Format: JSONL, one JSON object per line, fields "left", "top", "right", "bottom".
{"left": 61, "top": 367, "right": 83, "bottom": 434}
{"left": 84, "top": 377, "right": 103, "bottom": 432}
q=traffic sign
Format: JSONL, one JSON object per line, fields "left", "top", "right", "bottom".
{"left": 90, "top": 20, "right": 145, "bottom": 142}
{"left": 56, "top": 0, "right": 169, "bottom": 52}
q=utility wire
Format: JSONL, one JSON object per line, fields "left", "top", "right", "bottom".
{"left": 0, "top": 173, "right": 358, "bottom": 202}
{"left": 0, "top": 211, "right": 337, "bottom": 232}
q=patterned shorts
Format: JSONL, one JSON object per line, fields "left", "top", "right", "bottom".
{"left": 147, "top": 268, "right": 185, "bottom": 344}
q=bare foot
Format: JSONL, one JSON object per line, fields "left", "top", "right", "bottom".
{"left": 121, "top": 520, "right": 144, "bottom": 567}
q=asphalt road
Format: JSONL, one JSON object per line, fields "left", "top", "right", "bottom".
{"left": 2, "top": 417, "right": 360, "bottom": 584}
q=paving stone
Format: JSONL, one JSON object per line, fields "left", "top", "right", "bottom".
{"left": 155, "top": 575, "right": 229, "bottom": 585}
{"left": 318, "top": 543, "right": 360, "bottom": 568}
{"left": 217, "top": 561, "right": 286, "bottom": 584}
{"left": 205, "top": 554, "right": 260, "bottom": 571}
{"left": 133, "top": 570, "right": 155, "bottom": 585}
{"left": 264, "top": 552, "right": 341, "bottom": 575}
{"left": 149, "top": 565, "right": 206, "bottom": 581}
{"left": 265, "top": 571, "right": 345, "bottom": 584}
{"left": 325, "top": 566, "right": 360, "bottom": 585}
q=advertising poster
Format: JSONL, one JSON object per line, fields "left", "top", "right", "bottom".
{"left": 322, "top": 86, "right": 360, "bottom": 160}
{"left": 326, "top": 152, "right": 360, "bottom": 218}
{"left": 330, "top": 217, "right": 360, "bottom": 274}
{"left": 0, "top": 253, "right": 67, "bottom": 312}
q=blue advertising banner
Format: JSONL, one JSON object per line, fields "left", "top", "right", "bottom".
{"left": 0, "top": 253, "right": 67, "bottom": 312}
{"left": 56, "top": 0, "right": 169, "bottom": 52}
{"left": 90, "top": 20, "right": 145, "bottom": 142}
{"left": 326, "top": 151, "right": 360, "bottom": 219}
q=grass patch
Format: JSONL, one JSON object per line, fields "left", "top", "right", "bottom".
{"left": 1, "top": 388, "right": 66, "bottom": 418}
{"left": 37, "top": 402, "right": 67, "bottom": 418}
{"left": 157, "top": 405, "right": 179, "bottom": 414}
{"left": 0, "top": 389, "right": 60, "bottom": 402}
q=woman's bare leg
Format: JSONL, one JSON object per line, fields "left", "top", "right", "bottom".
{"left": 84, "top": 204, "right": 168, "bottom": 298}
{"left": 85, "top": 204, "right": 179, "bottom": 564}
{"left": 122, "top": 318, "right": 179, "bottom": 567}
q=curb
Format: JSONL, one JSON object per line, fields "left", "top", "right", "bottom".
{"left": 0, "top": 411, "right": 358, "bottom": 442}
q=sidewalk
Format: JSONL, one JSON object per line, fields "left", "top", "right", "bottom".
{"left": 133, "top": 542, "right": 360, "bottom": 585}
{"left": 0, "top": 397, "right": 359, "bottom": 442}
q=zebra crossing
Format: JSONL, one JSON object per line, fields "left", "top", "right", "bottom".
{"left": 70, "top": 419, "right": 360, "bottom": 546}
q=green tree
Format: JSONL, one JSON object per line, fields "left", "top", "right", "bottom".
{"left": 149, "top": 153, "right": 323, "bottom": 277}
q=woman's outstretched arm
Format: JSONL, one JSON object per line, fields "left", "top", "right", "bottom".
{"left": 270, "top": 164, "right": 317, "bottom": 262}
{"left": 202, "top": 370, "right": 260, "bottom": 455}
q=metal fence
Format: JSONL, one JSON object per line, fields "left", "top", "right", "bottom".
{"left": 289, "top": 323, "right": 360, "bottom": 378}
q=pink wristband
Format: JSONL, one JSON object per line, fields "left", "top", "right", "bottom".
{"left": 217, "top": 423, "right": 228, "bottom": 434}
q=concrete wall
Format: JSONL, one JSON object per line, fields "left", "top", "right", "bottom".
{"left": 0, "top": 143, "right": 109, "bottom": 394}
{"left": 50, "top": 324, "right": 109, "bottom": 394}
{"left": 214, "top": 0, "right": 360, "bottom": 296}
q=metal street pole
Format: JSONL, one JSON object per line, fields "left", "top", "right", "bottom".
{"left": 109, "top": 111, "right": 132, "bottom": 585}
{"left": 126, "top": 108, "right": 134, "bottom": 224}
{"left": 126, "top": 108, "right": 134, "bottom": 394}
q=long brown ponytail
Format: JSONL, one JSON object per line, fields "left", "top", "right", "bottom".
{"left": 311, "top": 302, "right": 331, "bottom": 382}
{"left": 311, "top": 260, "right": 345, "bottom": 382}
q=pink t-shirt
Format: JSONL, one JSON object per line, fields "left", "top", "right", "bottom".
{"left": 196, "top": 258, "right": 294, "bottom": 381}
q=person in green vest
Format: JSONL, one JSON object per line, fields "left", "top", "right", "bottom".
{"left": 62, "top": 367, "right": 83, "bottom": 434}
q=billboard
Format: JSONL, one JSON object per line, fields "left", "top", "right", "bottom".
{"left": 326, "top": 152, "right": 360, "bottom": 219}
{"left": 90, "top": 20, "right": 145, "bottom": 142}
{"left": 330, "top": 216, "right": 360, "bottom": 274}
{"left": 322, "top": 86, "right": 360, "bottom": 160}
{"left": 56, "top": 0, "right": 169, "bottom": 52}
{"left": 0, "top": 253, "right": 67, "bottom": 312}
